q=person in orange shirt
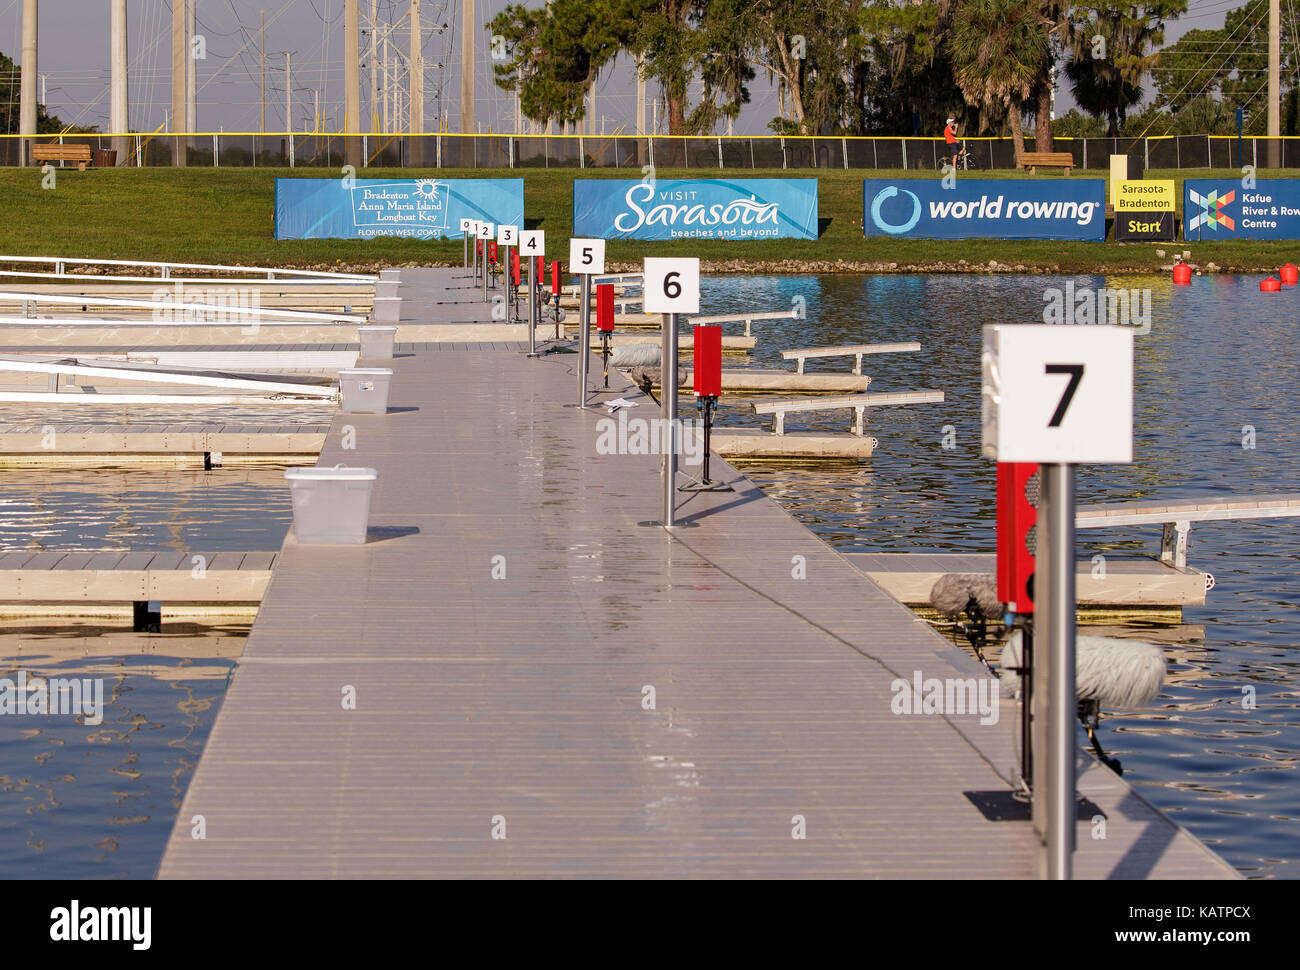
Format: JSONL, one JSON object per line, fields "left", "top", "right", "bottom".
{"left": 944, "top": 117, "right": 963, "bottom": 168}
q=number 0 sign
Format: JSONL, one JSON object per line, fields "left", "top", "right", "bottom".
{"left": 643, "top": 257, "right": 700, "bottom": 314}
{"left": 568, "top": 238, "right": 606, "bottom": 275}
{"left": 981, "top": 324, "right": 1133, "bottom": 464}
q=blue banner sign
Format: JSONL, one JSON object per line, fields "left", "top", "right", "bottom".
{"left": 274, "top": 178, "right": 524, "bottom": 240}
{"left": 862, "top": 178, "right": 1106, "bottom": 240}
{"left": 572, "top": 179, "right": 818, "bottom": 240}
{"left": 1184, "top": 179, "right": 1300, "bottom": 240}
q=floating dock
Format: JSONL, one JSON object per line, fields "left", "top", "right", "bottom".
{"left": 844, "top": 552, "right": 1209, "bottom": 619}
{"left": 150, "top": 268, "right": 1235, "bottom": 879}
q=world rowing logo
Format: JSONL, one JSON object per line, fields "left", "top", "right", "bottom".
{"left": 870, "top": 185, "right": 922, "bottom": 235}
{"left": 1187, "top": 188, "right": 1235, "bottom": 232}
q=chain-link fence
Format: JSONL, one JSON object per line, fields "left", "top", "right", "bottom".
{"left": 3, "top": 132, "right": 1297, "bottom": 170}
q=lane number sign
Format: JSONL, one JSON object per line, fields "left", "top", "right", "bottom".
{"left": 497, "top": 224, "right": 518, "bottom": 246}
{"left": 643, "top": 257, "right": 700, "bottom": 314}
{"left": 476, "top": 221, "right": 494, "bottom": 240}
{"left": 459, "top": 218, "right": 473, "bottom": 235}
{"left": 518, "top": 230, "right": 545, "bottom": 255}
{"left": 981, "top": 324, "right": 1133, "bottom": 464}
{"left": 569, "top": 238, "right": 606, "bottom": 275}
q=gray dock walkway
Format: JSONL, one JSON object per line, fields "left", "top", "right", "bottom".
{"left": 156, "top": 273, "right": 1238, "bottom": 880}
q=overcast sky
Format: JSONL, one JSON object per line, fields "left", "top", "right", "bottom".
{"left": 0, "top": 0, "right": 1249, "bottom": 137}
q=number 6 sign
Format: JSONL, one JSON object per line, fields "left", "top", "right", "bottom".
{"left": 981, "top": 324, "right": 1133, "bottom": 464}
{"left": 643, "top": 257, "right": 700, "bottom": 314}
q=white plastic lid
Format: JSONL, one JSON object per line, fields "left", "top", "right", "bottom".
{"left": 357, "top": 325, "right": 397, "bottom": 333}
{"left": 338, "top": 367, "right": 394, "bottom": 376}
{"left": 285, "top": 465, "right": 378, "bottom": 481}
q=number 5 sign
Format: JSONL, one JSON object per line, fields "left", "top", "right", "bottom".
{"left": 643, "top": 257, "right": 700, "bottom": 314}
{"left": 568, "top": 238, "right": 606, "bottom": 275}
{"left": 981, "top": 324, "right": 1133, "bottom": 464}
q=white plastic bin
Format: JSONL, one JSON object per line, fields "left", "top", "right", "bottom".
{"left": 285, "top": 466, "right": 378, "bottom": 544}
{"left": 373, "top": 296, "right": 401, "bottom": 323}
{"left": 375, "top": 279, "right": 399, "bottom": 299}
{"left": 338, "top": 367, "right": 393, "bottom": 414}
{"left": 357, "top": 325, "right": 397, "bottom": 359}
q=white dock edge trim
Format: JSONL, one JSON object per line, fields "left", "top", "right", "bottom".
{"left": 0, "top": 255, "right": 378, "bottom": 282}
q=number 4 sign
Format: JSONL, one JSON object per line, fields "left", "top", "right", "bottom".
{"left": 518, "top": 230, "right": 544, "bottom": 255}
{"left": 981, "top": 324, "right": 1133, "bottom": 464}
{"left": 643, "top": 257, "right": 700, "bottom": 314}
{"left": 568, "top": 238, "right": 606, "bottom": 275}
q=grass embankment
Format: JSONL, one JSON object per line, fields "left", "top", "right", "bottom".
{"left": 2, "top": 166, "right": 1299, "bottom": 274}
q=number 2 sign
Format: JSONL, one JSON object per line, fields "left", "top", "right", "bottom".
{"left": 981, "top": 324, "right": 1133, "bottom": 464}
{"left": 643, "top": 257, "right": 700, "bottom": 314}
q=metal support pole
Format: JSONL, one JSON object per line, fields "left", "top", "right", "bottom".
{"left": 527, "top": 255, "right": 538, "bottom": 357}
{"left": 483, "top": 245, "right": 490, "bottom": 302}
{"left": 578, "top": 273, "right": 592, "bottom": 406}
{"left": 1038, "top": 462, "right": 1077, "bottom": 880}
{"left": 463, "top": 232, "right": 469, "bottom": 271}
{"left": 661, "top": 312, "right": 679, "bottom": 527}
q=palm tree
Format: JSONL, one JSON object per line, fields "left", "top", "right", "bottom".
{"left": 949, "top": 0, "right": 1051, "bottom": 167}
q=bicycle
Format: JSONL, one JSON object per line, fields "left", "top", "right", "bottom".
{"left": 949, "top": 143, "right": 979, "bottom": 171}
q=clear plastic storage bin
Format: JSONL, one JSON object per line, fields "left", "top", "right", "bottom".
{"left": 338, "top": 367, "right": 393, "bottom": 414}
{"left": 285, "top": 466, "right": 378, "bottom": 544}
{"left": 357, "top": 325, "right": 397, "bottom": 359}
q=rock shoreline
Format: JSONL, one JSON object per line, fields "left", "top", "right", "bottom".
{"left": 305, "top": 257, "right": 1271, "bottom": 276}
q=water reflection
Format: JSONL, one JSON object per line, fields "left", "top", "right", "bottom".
{"left": 0, "top": 620, "right": 244, "bottom": 879}
{"left": 0, "top": 467, "right": 294, "bottom": 552}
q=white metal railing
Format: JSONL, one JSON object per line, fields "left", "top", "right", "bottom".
{"left": 0, "top": 290, "right": 367, "bottom": 325}
{"left": 0, "top": 355, "right": 338, "bottom": 405}
{"left": 691, "top": 309, "right": 802, "bottom": 338}
{"left": 0, "top": 255, "right": 377, "bottom": 283}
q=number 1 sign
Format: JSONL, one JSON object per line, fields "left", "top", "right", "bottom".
{"left": 981, "top": 324, "right": 1133, "bottom": 464}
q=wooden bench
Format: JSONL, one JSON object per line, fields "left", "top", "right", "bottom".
{"left": 781, "top": 342, "right": 921, "bottom": 375}
{"left": 752, "top": 390, "right": 944, "bottom": 436}
{"left": 1075, "top": 493, "right": 1300, "bottom": 569}
{"left": 1020, "top": 151, "right": 1075, "bottom": 174}
{"left": 31, "top": 143, "right": 93, "bottom": 171}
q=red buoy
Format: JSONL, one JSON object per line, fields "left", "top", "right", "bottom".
{"left": 1281, "top": 263, "right": 1299, "bottom": 284}
{"left": 1261, "top": 276, "right": 1282, "bottom": 292}
{"left": 1172, "top": 263, "right": 1192, "bottom": 285}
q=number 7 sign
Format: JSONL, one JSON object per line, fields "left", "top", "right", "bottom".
{"left": 981, "top": 324, "right": 1133, "bottom": 463}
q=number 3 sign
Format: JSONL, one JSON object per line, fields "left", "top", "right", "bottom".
{"left": 643, "top": 257, "right": 700, "bottom": 314}
{"left": 981, "top": 324, "right": 1133, "bottom": 464}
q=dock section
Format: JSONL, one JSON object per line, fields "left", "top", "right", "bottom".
{"left": 157, "top": 271, "right": 1237, "bottom": 880}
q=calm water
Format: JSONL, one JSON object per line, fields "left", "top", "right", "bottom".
{"left": 702, "top": 273, "right": 1300, "bottom": 878}
{"left": 0, "top": 621, "right": 245, "bottom": 878}
{"left": 2, "top": 273, "right": 1297, "bottom": 878}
